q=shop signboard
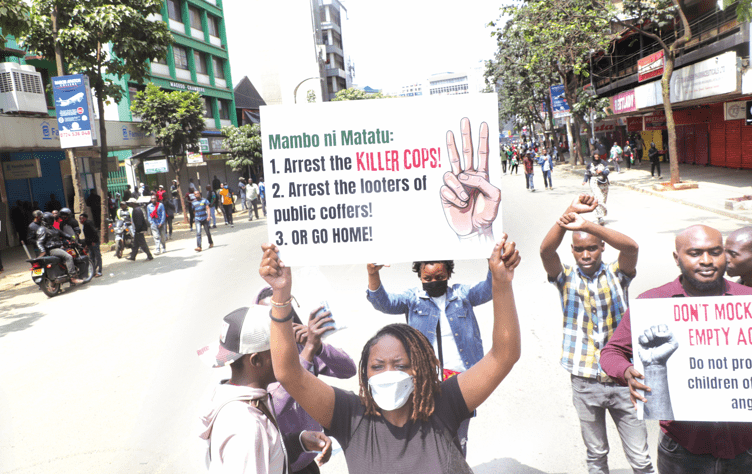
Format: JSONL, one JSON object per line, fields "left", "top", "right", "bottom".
{"left": 645, "top": 113, "right": 667, "bottom": 130}
{"left": 638, "top": 50, "right": 664, "bottom": 82}
{"left": 51, "top": 74, "right": 95, "bottom": 148}
{"left": 593, "top": 121, "right": 616, "bottom": 133}
{"left": 671, "top": 52, "right": 738, "bottom": 103}
{"left": 724, "top": 100, "right": 748, "bottom": 121}
{"left": 610, "top": 89, "right": 637, "bottom": 114}
{"left": 627, "top": 116, "right": 644, "bottom": 132}
{"left": 186, "top": 151, "right": 206, "bottom": 167}
{"left": 2, "top": 159, "right": 42, "bottom": 180}
{"left": 144, "top": 159, "right": 169, "bottom": 174}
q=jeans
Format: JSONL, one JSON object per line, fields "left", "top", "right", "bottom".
{"left": 50, "top": 248, "right": 76, "bottom": 275}
{"left": 526, "top": 173, "right": 535, "bottom": 190}
{"left": 543, "top": 170, "right": 553, "bottom": 188}
{"left": 166, "top": 216, "right": 173, "bottom": 237}
{"left": 150, "top": 223, "right": 166, "bottom": 252}
{"left": 651, "top": 159, "right": 661, "bottom": 177}
{"left": 240, "top": 193, "right": 247, "bottom": 210}
{"left": 502, "top": 161, "right": 507, "bottom": 173}
{"left": 87, "top": 242, "right": 102, "bottom": 274}
{"left": 657, "top": 432, "right": 752, "bottom": 474}
{"left": 613, "top": 159, "right": 621, "bottom": 172}
{"left": 261, "top": 196, "right": 266, "bottom": 216}
{"left": 222, "top": 204, "right": 233, "bottom": 225}
{"left": 571, "top": 375, "right": 655, "bottom": 474}
{"left": 209, "top": 206, "right": 216, "bottom": 227}
{"left": 196, "top": 219, "right": 213, "bottom": 248}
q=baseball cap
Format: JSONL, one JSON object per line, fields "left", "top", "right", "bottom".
{"left": 197, "top": 306, "right": 271, "bottom": 368}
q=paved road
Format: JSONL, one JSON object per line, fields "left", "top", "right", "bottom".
{"left": 1, "top": 169, "right": 748, "bottom": 474}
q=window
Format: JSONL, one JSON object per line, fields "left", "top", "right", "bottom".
{"left": 153, "top": 53, "right": 167, "bottom": 65}
{"left": 194, "top": 51, "right": 207, "bottom": 74}
{"left": 212, "top": 57, "right": 225, "bottom": 79}
{"left": 167, "top": 0, "right": 182, "bottom": 21}
{"left": 173, "top": 46, "right": 189, "bottom": 70}
{"left": 189, "top": 6, "right": 202, "bottom": 29}
{"left": 217, "top": 99, "right": 229, "bottom": 119}
{"left": 203, "top": 97, "right": 214, "bottom": 118}
{"left": 207, "top": 15, "right": 219, "bottom": 37}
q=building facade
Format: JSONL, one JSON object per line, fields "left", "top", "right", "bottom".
{"left": 592, "top": 3, "right": 751, "bottom": 169}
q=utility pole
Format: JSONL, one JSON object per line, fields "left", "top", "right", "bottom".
{"left": 51, "top": 6, "right": 85, "bottom": 215}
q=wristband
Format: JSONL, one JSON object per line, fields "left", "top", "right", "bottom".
{"left": 269, "top": 308, "right": 294, "bottom": 323}
{"left": 270, "top": 295, "right": 297, "bottom": 308}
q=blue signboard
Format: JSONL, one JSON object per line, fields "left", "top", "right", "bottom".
{"left": 550, "top": 84, "right": 570, "bottom": 118}
{"left": 51, "top": 74, "right": 94, "bottom": 148}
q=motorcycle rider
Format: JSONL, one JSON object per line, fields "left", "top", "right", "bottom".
{"left": 36, "top": 212, "right": 83, "bottom": 284}
{"left": 26, "top": 210, "right": 44, "bottom": 256}
{"left": 57, "top": 207, "right": 81, "bottom": 240}
{"left": 114, "top": 201, "right": 134, "bottom": 253}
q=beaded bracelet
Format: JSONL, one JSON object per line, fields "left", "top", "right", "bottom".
{"left": 269, "top": 309, "right": 294, "bottom": 323}
{"left": 270, "top": 296, "right": 294, "bottom": 308}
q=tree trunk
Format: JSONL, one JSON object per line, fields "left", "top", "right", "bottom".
{"left": 95, "top": 82, "right": 110, "bottom": 243}
{"left": 559, "top": 70, "right": 582, "bottom": 165}
{"left": 662, "top": 53, "right": 679, "bottom": 185}
{"left": 170, "top": 158, "right": 189, "bottom": 225}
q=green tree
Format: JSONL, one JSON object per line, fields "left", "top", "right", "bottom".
{"left": 490, "top": 0, "right": 612, "bottom": 164}
{"left": 592, "top": 0, "right": 691, "bottom": 185}
{"left": 222, "top": 124, "right": 262, "bottom": 177}
{"left": 21, "top": 0, "right": 171, "bottom": 240}
{"left": 331, "top": 87, "right": 393, "bottom": 101}
{"left": 131, "top": 83, "right": 206, "bottom": 224}
{"left": 0, "top": 0, "right": 30, "bottom": 41}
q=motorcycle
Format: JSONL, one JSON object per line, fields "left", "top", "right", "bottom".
{"left": 27, "top": 240, "right": 94, "bottom": 297}
{"left": 111, "top": 218, "right": 134, "bottom": 258}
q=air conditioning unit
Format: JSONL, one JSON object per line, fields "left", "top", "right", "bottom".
{"left": 0, "top": 63, "right": 48, "bottom": 114}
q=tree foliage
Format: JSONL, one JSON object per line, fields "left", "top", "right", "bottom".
{"left": 131, "top": 82, "right": 205, "bottom": 222}
{"left": 489, "top": 0, "right": 612, "bottom": 163}
{"left": 20, "top": 0, "right": 172, "bottom": 239}
{"left": 0, "top": 0, "right": 30, "bottom": 41}
{"left": 222, "top": 124, "right": 262, "bottom": 173}
{"left": 331, "top": 87, "right": 393, "bottom": 101}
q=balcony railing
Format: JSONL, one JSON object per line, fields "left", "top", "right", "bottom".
{"left": 593, "top": 4, "right": 742, "bottom": 90}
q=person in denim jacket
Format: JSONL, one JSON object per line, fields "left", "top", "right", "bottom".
{"left": 365, "top": 260, "right": 492, "bottom": 457}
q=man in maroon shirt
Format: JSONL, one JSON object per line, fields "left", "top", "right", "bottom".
{"left": 725, "top": 226, "right": 752, "bottom": 287}
{"left": 601, "top": 225, "right": 752, "bottom": 473}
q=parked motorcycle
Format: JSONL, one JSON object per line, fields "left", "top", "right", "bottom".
{"left": 111, "top": 218, "right": 133, "bottom": 258}
{"left": 27, "top": 240, "right": 94, "bottom": 297}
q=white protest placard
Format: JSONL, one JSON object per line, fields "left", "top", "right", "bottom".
{"left": 629, "top": 296, "right": 752, "bottom": 421}
{"left": 261, "top": 94, "right": 502, "bottom": 266}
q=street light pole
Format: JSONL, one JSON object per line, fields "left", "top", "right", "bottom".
{"left": 293, "top": 77, "right": 322, "bottom": 104}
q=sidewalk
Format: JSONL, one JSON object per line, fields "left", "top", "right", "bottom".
{"left": 559, "top": 160, "right": 752, "bottom": 223}
{"left": 0, "top": 209, "right": 267, "bottom": 292}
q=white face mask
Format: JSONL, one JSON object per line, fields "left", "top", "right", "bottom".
{"left": 368, "top": 370, "right": 414, "bottom": 411}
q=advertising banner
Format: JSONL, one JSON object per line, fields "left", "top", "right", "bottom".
{"left": 638, "top": 50, "right": 665, "bottom": 82}
{"left": 724, "top": 100, "right": 748, "bottom": 121}
{"left": 144, "top": 159, "right": 169, "bottom": 174}
{"left": 671, "top": 51, "right": 738, "bottom": 103}
{"left": 610, "top": 90, "right": 637, "bottom": 114}
{"left": 186, "top": 152, "right": 206, "bottom": 167}
{"left": 629, "top": 296, "right": 752, "bottom": 422}
{"left": 51, "top": 74, "right": 94, "bottom": 148}
{"left": 261, "top": 94, "right": 502, "bottom": 266}
{"left": 627, "top": 116, "right": 643, "bottom": 132}
{"left": 550, "top": 84, "right": 571, "bottom": 118}
{"left": 644, "top": 113, "right": 667, "bottom": 130}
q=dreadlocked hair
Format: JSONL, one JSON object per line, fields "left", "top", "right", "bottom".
{"left": 358, "top": 323, "right": 441, "bottom": 422}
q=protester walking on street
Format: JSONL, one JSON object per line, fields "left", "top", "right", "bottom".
{"left": 205, "top": 185, "right": 218, "bottom": 228}
{"left": 260, "top": 236, "right": 521, "bottom": 474}
{"left": 623, "top": 141, "right": 633, "bottom": 170}
{"left": 500, "top": 147, "right": 508, "bottom": 175}
{"left": 259, "top": 179, "right": 267, "bottom": 217}
{"left": 85, "top": 190, "right": 102, "bottom": 229}
{"left": 192, "top": 190, "right": 213, "bottom": 252}
{"left": 185, "top": 191, "right": 196, "bottom": 231}
{"left": 127, "top": 199, "right": 153, "bottom": 261}
{"left": 539, "top": 148, "right": 554, "bottom": 190}
{"left": 523, "top": 150, "right": 535, "bottom": 192}
{"left": 219, "top": 183, "right": 234, "bottom": 227}
{"left": 79, "top": 213, "right": 102, "bottom": 277}
{"left": 366, "top": 257, "right": 494, "bottom": 457}
{"left": 583, "top": 153, "right": 609, "bottom": 225}
{"left": 147, "top": 195, "right": 166, "bottom": 255}
{"left": 601, "top": 225, "right": 752, "bottom": 473}
{"left": 163, "top": 198, "right": 175, "bottom": 240}
{"left": 246, "top": 179, "right": 261, "bottom": 221}
{"left": 609, "top": 142, "right": 623, "bottom": 173}
{"left": 170, "top": 179, "right": 180, "bottom": 213}
{"left": 648, "top": 142, "right": 661, "bottom": 178}
{"left": 634, "top": 135, "right": 644, "bottom": 165}
{"left": 238, "top": 177, "right": 247, "bottom": 211}
{"left": 509, "top": 152, "right": 519, "bottom": 175}
{"left": 540, "top": 194, "right": 655, "bottom": 474}
{"left": 255, "top": 286, "right": 356, "bottom": 473}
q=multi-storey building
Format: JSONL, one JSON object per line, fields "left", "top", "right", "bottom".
{"left": 592, "top": 2, "right": 751, "bottom": 169}
{"left": 428, "top": 62, "right": 487, "bottom": 97}
{"left": 238, "top": 0, "right": 352, "bottom": 105}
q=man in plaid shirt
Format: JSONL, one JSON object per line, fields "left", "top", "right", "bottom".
{"left": 540, "top": 194, "right": 654, "bottom": 474}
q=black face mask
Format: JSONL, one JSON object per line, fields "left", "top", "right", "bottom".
{"left": 422, "top": 279, "right": 448, "bottom": 297}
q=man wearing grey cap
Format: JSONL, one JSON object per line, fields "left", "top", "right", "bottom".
{"left": 198, "top": 306, "right": 332, "bottom": 473}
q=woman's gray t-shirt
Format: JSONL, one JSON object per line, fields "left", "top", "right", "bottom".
{"left": 325, "top": 375, "right": 473, "bottom": 474}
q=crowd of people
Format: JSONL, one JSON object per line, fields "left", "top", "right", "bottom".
{"left": 194, "top": 193, "right": 752, "bottom": 473}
